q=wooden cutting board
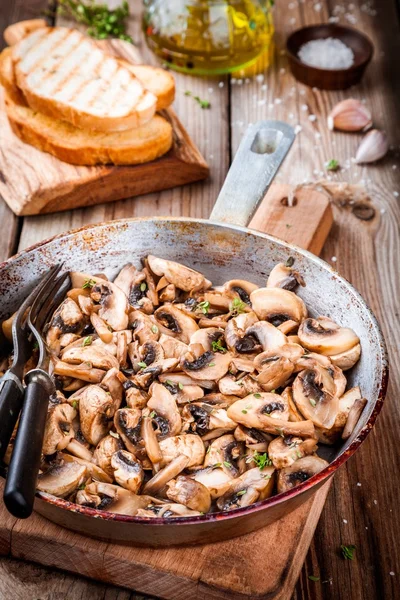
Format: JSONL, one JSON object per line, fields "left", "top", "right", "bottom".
{"left": 0, "top": 40, "right": 209, "bottom": 216}
{"left": 0, "top": 183, "right": 334, "bottom": 600}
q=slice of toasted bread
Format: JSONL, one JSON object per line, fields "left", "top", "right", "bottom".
{"left": 4, "top": 18, "right": 47, "bottom": 46}
{"left": 0, "top": 47, "right": 175, "bottom": 113}
{"left": 0, "top": 47, "right": 27, "bottom": 105}
{"left": 5, "top": 94, "right": 173, "bottom": 166}
{"left": 12, "top": 27, "right": 157, "bottom": 132}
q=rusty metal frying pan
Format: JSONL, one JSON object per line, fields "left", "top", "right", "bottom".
{"left": 0, "top": 122, "right": 387, "bottom": 546}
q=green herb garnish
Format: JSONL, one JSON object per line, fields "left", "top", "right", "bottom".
{"left": 253, "top": 393, "right": 261, "bottom": 398}
{"left": 237, "top": 490, "right": 247, "bottom": 496}
{"left": 309, "top": 398, "right": 316, "bottom": 407}
{"left": 82, "top": 278, "right": 96, "bottom": 289}
{"left": 341, "top": 544, "right": 356, "bottom": 560}
{"left": 241, "top": 409, "right": 248, "bottom": 414}
{"left": 32, "top": 340, "right": 39, "bottom": 350}
{"left": 208, "top": 362, "right": 216, "bottom": 367}
{"left": 229, "top": 297, "right": 246, "bottom": 316}
{"left": 212, "top": 462, "right": 222, "bottom": 469}
{"left": 178, "top": 382, "right": 184, "bottom": 390}
{"left": 184, "top": 91, "right": 211, "bottom": 109}
{"left": 149, "top": 411, "right": 156, "bottom": 419}
{"left": 137, "top": 361, "right": 147, "bottom": 369}
{"left": 57, "top": 0, "right": 133, "bottom": 42}
{"left": 72, "top": 400, "right": 79, "bottom": 410}
{"left": 211, "top": 338, "right": 227, "bottom": 353}
{"left": 151, "top": 325, "right": 158, "bottom": 334}
{"left": 326, "top": 159, "right": 340, "bottom": 171}
{"left": 308, "top": 575, "right": 320, "bottom": 582}
{"left": 197, "top": 300, "right": 210, "bottom": 315}
{"left": 285, "top": 256, "right": 295, "bottom": 268}
{"left": 223, "top": 461, "right": 232, "bottom": 468}
{"left": 78, "top": 483, "right": 86, "bottom": 490}
{"left": 82, "top": 336, "right": 92, "bottom": 347}
{"left": 140, "top": 282, "right": 147, "bottom": 292}
{"left": 251, "top": 452, "right": 272, "bottom": 470}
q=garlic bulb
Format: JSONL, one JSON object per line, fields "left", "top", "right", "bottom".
{"left": 355, "top": 129, "right": 389, "bottom": 164}
{"left": 327, "top": 99, "right": 372, "bottom": 132}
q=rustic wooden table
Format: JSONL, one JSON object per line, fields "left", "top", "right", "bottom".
{"left": 0, "top": 0, "right": 399, "bottom": 599}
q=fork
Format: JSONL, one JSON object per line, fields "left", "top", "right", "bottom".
{"left": 1, "top": 265, "right": 70, "bottom": 518}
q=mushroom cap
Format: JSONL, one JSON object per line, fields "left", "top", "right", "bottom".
{"left": 268, "top": 436, "right": 318, "bottom": 469}
{"left": 250, "top": 288, "right": 307, "bottom": 326}
{"left": 330, "top": 343, "right": 361, "bottom": 371}
{"left": 266, "top": 263, "right": 304, "bottom": 291}
{"left": 37, "top": 458, "right": 87, "bottom": 498}
{"left": 166, "top": 476, "right": 211, "bottom": 513}
{"left": 79, "top": 385, "right": 116, "bottom": 445}
{"left": 93, "top": 434, "right": 122, "bottom": 478}
{"left": 42, "top": 403, "right": 77, "bottom": 455}
{"left": 143, "top": 454, "right": 189, "bottom": 495}
{"left": 62, "top": 345, "right": 119, "bottom": 371}
{"left": 203, "top": 433, "right": 241, "bottom": 477}
{"left": 91, "top": 280, "right": 129, "bottom": 331}
{"left": 129, "top": 310, "right": 159, "bottom": 345}
{"left": 158, "top": 434, "right": 205, "bottom": 467}
{"left": 222, "top": 279, "right": 259, "bottom": 304}
{"left": 277, "top": 455, "right": 328, "bottom": 493}
{"left": 154, "top": 304, "right": 199, "bottom": 344}
{"left": 192, "top": 466, "right": 233, "bottom": 499}
{"left": 245, "top": 321, "right": 288, "bottom": 352}
{"left": 111, "top": 450, "right": 144, "bottom": 493}
{"left": 224, "top": 311, "right": 259, "bottom": 353}
{"left": 82, "top": 481, "right": 157, "bottom": 516}
{"left": 292, "top": 365, "right": 338, "bottom": 429}
{"left": 114, "top": 407, "right": 142, "bottom": 453}
{"left": 147, "top": 383, "right": 182, "bottom": 438}
{"left": 147, "top": 255, "right": 207, "bottom": 292}
{"left": 216, "top": 466, "right": 275, "bottom": 511}
{"left": 298, "top": 317, "right": 360, "bottom": 356}
{"left": 182, "top": 350, "right": 231, "bottom": 381}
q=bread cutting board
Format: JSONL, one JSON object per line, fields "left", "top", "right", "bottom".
{"left": 0, "top": 39, "right": 208, "bottom": 216}
{"left": 0, "top": 184, "right": 334, "bottom": 600}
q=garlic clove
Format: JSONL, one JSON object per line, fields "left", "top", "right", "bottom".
{"left": 355, "top": 129, "right": 389, "bottom": 164}
{"left": 327, "top": 99, "right": 372, "bottom": 132}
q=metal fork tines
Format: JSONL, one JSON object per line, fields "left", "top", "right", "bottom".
{"left": 0, "top": 265, "right": 70, "bottom": 518}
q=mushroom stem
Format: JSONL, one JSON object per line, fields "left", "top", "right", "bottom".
{"left": 141, "top": 416, "right": 163, "bottom": 466}
{"left": 342, "top": 398, "right": 367, "bottom": 440}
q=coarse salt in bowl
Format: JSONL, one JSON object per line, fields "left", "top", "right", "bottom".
{"left": 298, "top": 37, "right": 354, "bottom": 70}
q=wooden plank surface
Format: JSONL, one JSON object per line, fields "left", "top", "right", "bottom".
{"left": 0, "top": 1, "right": 399, "bottom": 599}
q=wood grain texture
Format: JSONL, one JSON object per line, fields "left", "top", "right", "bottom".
{"left": 0, "top": 0, "right": 399, "bottom": 599}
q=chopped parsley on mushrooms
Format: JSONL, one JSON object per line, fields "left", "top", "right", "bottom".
{"left": 3, "top": 257, "right": 366, "bottom": 518}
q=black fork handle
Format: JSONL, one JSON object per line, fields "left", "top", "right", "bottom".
{"left": 0, "top": 378, "right": 24, "bottom": 463}
{"left": 4, "top": 370, "right": 52, "bottom": 519}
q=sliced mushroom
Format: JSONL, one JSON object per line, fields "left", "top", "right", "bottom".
{"left": 189, "top": 328, "right": 225, "bottom": 355}
{"left": 46, "top": 298, "right": 85, "bottom": 352}
{"left": 136, "top": 503, "right": 201, "bottom": 518}
{"left": 42, "top": 403, "right": 77, "bottom": 455}
{"left": 342, "top": 396, "right": 367, "bottom": 440}
{"left": 277, "top": 455, "right": 328, "bottom": 493}
{"left": 113, "top": 263, "right": 150, "bottom": 309}
{"left": 224, "top": 311, "right": 259, "bottom": 353}
{"left": 62, "top": 345, "right": 119, "bottom": 371}
{"left": 222, "top": 280, "right": 259, "bottom": 304}
{"left": 268, "top": 436, "right": 317, "bottom": 469}
{"left": 234, "top": 425, "right": 273, "bottom": 451}
{"left": 78, "top": 385, "right": 116, "bottom": 445}
{"left": 147, "top": 383, "right": 181, "bottom": 438}
{"left": 37, "top": 458, "right": 87, "bottom": 498}
{"left": 191, "top": 466, "right": 234, "bottom": 499}
{"left": 227, "top": 396, "right": 315, "bottom": 438}
{"left": 203, "top": 434, "right": 241, "bottom": 478}
{"left": 298, "top": 317, "right": 360, "bottom": 369}
{"left": 250, "top": 288, "right": 307, "bottom": 327}
{"left": 158, "top": 434, "right": 205, "bottom": 467}
{"left": 166, "top": 476, "right": 211, "bottom": 513}
{"left": 154, "top": 304, "right": 199, "bottom": 343}
{"left": 182, "top": 350, "right": 231, "bottom": 381}
{"left": 182, "top": 403, "right": 236, "bottom": 438}
{"left": 158, "top": 334, "right": 189, "bottom": 360}
{"left": 267, "top": 263, "right": 305, "bottom": 290}
{"left": 158, "top": 372, "right": 216, "bottom": 390}
{"left": 93, "top": 434, "right": 122, "bottom": 478}
{"left": 129, "top": 310, "right": 159, "bottom": 344}
{"left": 111, "top": 450, "right": 144, "bottom": 493}
{"left": 125, "top": 385, "right": 149, "bottom": 410}
{"left": 292, "top": 365, "right": 338, "bottom": 429}
{"left": 245, "top": 321, "right": 288, "bottom": 352}
{"left": 101, "top": 368, "right": 124, "bottom": 407}
{"left": 77, "top": 481, "right": 156, "bottom": 515}
{"left": 90, "top": 280, "right": 129, "bottom": 331}
{"left": 143, "top": 454, "right": 189, "bottom": 495}
{"left": 59, "top": 333, "right": 81, "bottom": 348}
{"left": 218, "top": 375, "right": 248, "bottom": 398}
{"left": 90, "top": 313, "right": 113, "bottom": 343}
{"left": 114, "top": 408, "right": 142, "bottom": 453}
{"left": 254, "top": 343, "right": 304, "bottom": 392}
{"left": 60, "top": 452, "right": 112, "bottom": 484}
{"left": 147, "top": 255, "right": 208, "bottom": 292}
{"left": 216, "top": 466, "right": 275, "bottom": 511}
{"left": 66, "top": 438, "right": 93, "bottom": 461}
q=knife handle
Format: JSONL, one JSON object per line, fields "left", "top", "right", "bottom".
{"left": 0, "top": 377, "right": 24, "bottom": 463}
{"left": 4, "top": 370, "right": 52, "bottom": 518}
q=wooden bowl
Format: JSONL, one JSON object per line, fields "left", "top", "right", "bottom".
{"left": 286, "top": 24, "right": 374, "bottom": 90}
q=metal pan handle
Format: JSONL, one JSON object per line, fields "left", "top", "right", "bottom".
{"left": 210, "top": 120, "right": 295, "bottom": 227}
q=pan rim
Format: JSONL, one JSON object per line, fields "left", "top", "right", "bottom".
{"left": 1, "top": 216, "right": 388, "bottom": 526}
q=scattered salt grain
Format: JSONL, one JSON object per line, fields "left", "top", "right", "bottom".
{"left": 393, "top": 191, "right": 399, "bottom": 197}
{"left": 261, "top": 84, "right": 267, "bottom": 91}
{"left": 218, "top": 81, "right": 224, "bottom": 88}
{"left": 300, "top": 89, "right": 306, "bottom": 95}
{"left": 258, "top": 99, "right": 266, "bottom": 106}
{"left": 280, "top": 68, "right": 286, "bottom": 74}
{"left": 208, "top": 87, "right": 214, "bottom": 94}
{"left": 390, "top": 572, "right": 395, "bottom": 576}
{"left": 209, "top": 155, "right": 214, "bottom": 160}
{"left": 288, "top": 113, "right": 294, "bottom": 119}
{"left": 329, "top": 16, "right": 340, "bottom": 23}
{"left": 343, "top": 518, "right": 348, "bottom": 524}
{"left": 301, "top": 104, "right": 308, "bottom": 111}
{"left": 298, "top": 37, "right": 355, "bottom": 70}
{"left": 374, "top": 499, "right": 378, "bottom": 505}
{"left": 309, "top": 114, "right": 317, "bottom": 122}
{"left": 289, "top": 17, "right": 296, "bottom": 25}
{"left": 256, "top": 74, "right": 264, "bottom": 83}
{"left": 380, "top": 208, "right": 386, "bottom": 214}
{"left": 314, "top": 3, "right": 322, "bottom": 12}
{"left": 275, "top": 98, "right": 282, "bottom": 104}
{"left": 392, "top": 165, "right": 397, "bottom": 169}
{"left": 357, "top": 482, "right": 362, "bottom": 486}
{"left": 331, "top": 256, "right": 337, "bottom": 262}
{"left": 294, "top": 125, "right": 302, "bottom": 134}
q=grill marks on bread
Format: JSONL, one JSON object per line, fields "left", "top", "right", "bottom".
{"left": 12, "top": 28, "right": 157, "bottom": 131}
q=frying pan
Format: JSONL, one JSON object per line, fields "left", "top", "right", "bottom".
{"left": 0, "top": 122, "right": 388, "bottom": 546}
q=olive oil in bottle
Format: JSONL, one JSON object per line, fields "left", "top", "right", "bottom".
{"left": 143, "top": 0, "right": 275, "bottom": 75}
